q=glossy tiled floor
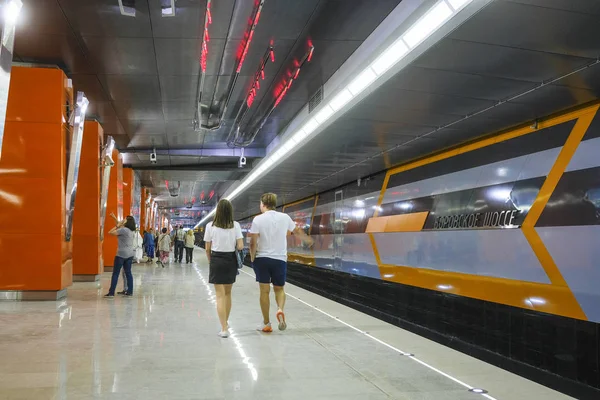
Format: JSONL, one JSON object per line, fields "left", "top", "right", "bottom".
{"left": 0, "top": 252, "right": 573, "bottom": 400}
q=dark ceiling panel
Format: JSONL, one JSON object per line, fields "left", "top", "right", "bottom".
{"left": 14, "top": 32, "right": 93, "bottom": 74}
{"left": 100, "top": 74, "right": 161, "bottom": 102}
{"left": 387, "top": 66, "right": 538, "bottom": 102}
{"left": 71, "top": 74, "right": 109, "bottom": 102}
{"left": 163, "top": 101, "right": 197, "bottom": 121}
{"left": 82, "top": 37, "right": 158, "bottom": 75}
{"left": 257, "top": 0, "right": 320, "bottom": 40}
{"left": 121, "top": 119, "right": 167, "bottom": 136}
{"left": 170, "top": 155, "right": 201, "bottom": 166}
{"left": 450, "top": 1, "right": 600, "bottom": 59}
{"left": 504, "top": 0, "right": 600, "bottom": 15}
{"left": 87, "top": 101, "right": 118, "bottom": 121}
{"left": 414, "top": 38, "right": 593, "bottom": 83}
{"left": 113, "top": 102, "right": 163, "bottom": 121}
{"left": 309, "top": 0, "right": 399, "bottom": 41}
{"left": 128, "top": 134, "right": 168, "bottom": 148}
{"left": 98, "top": 119, "right": 127, "bottom": 137}
{"left": 166, "top": 120, "right": 197, "bottom": 136}
{"left": 18, "top": 0, "right": 71, "bottom": 36}
{"left": 154, "top": 38, "right": 204, "bottom": 76}
{"left": 509, "top": 84, "right": 599, "bottom": 116}
{"left": 348, "top": 103, "right": 458, "bottom": 126}
{"left": 553, "top": 63, "right": 600, "bottom": 93}
{"left": 160, "top": 75, "right": 200, "bottom": 101}
{"left": 167, "top": 132, "right": 207, "bottom": 148}
{"left": 369, "top": 86, "right": 497, "bottom": 116}
{"left": 58, "top": 0, "right": 153, "bottom": 37}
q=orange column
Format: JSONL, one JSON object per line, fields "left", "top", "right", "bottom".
{"left": 102, "top": 151, "right": 123, "bottom": 271}
{"left": 0, "top": 67, "right": 72, "bottom": 299}
{"left": 72, "top": 121, "right": 103, "bottom": 281}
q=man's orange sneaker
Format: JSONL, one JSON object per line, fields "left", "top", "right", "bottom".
{"left": 276, "top": 310, "right": 287, "bottom": 331}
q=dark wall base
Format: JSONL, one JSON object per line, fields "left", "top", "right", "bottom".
{"left": 286, "top": 262, "right": 600, "bottom": 400}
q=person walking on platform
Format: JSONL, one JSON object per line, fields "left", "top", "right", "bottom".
{"left": 105, "top": 215, "right": 136, "bottom": 298}
{"left": 143, "top": 228, "right": 155, "bottom": 263}
{"left": 204, "top": 199, "right": 244, "bottom": 338}
{"left": 133, "top": 228, "right": 144, "bottom": 263}
{"left": 249, "top": 193, "right": 313, "bottom": 332}
{"left": 184, "top": 229, "right": 195, "bottom": 263}
{"left": 174, "top": 225, "right": 185, "bottom": 263}
{"left": 157, "top": 228, "right": 171, "bottom": 268}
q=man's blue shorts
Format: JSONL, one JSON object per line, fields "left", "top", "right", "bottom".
{"left": 253, "top": 257, "right": 287, "bottom": 286}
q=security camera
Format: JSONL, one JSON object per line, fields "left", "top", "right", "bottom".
{"left": 150, "top": 152, "right": 157, "bottom": 164}
{"left": 238, "top": 155, "right": 246, "bottom": 168}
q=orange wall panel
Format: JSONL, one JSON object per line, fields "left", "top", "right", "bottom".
{"left": 0, "top": 67, "right": 71, "bottom": 291}
{"left": 72, "top": 121, "right": 103, "bottom": 276}
{"left": 102, "top": 150, "right": 123, "bottom": 268}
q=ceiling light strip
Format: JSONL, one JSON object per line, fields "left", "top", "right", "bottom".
{"left": 195, "top": 0, "right": 473, "bottom": 228}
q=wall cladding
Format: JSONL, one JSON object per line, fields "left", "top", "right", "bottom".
{"left": 235, "top": 103, "right": 600, "bottom": 397}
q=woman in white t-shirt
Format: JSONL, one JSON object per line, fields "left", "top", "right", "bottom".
{"left": 204, "top": 199, "right": 244, "bottom": 338}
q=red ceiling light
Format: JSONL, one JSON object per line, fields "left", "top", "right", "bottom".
{"left": 209, "top": 190, "right": 215, "bottom": 199}
{"left": 270, "top": 47, "right": 275, "bottom": 63}
{"left": 236, "top": 0, "right": 265, "bottom": 73}
{"left": 273, "top": 44, "right": 314, "bottom": 110}
{"left": 244, "top": 45, "right": 275, "bottom": 109}
{"left": 200, "top": 0, "right": 212, "bottom": 73}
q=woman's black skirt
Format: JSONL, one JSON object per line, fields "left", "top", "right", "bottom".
{"left": 209, "top": 251, "right": 238, "bottom": 284}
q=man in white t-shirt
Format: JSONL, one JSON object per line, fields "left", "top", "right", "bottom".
{"left": 249, "top": 193, "right": 313, "bottom": 333}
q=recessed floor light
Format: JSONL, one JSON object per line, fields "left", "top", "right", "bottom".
{"left": 469, "top": 388, "right": 488, "bottom": 394}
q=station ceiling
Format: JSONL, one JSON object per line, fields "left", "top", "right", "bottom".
{"left": 14, "top": 0, "right": 600, "bottom": 221}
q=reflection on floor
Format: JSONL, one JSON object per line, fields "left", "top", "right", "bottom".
{"left": 0, "top": 252, "right": 573, "bottom": 400}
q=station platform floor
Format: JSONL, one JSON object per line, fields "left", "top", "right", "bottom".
{"left": 0, "top": 252, "right": 573, "bottom": 400}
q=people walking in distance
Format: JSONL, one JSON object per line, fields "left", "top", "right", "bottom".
{"left": 204, "top": 199, "right": 244, "bottom": 338}
{"left": 175, "top": 225, "right": 185, "bottom": 263}
{"left": 105, "top": 215, "right": 137, "bottom": 298}
{"left": 157, "top": 228, "right": 171, "bottom": 268}
{"left": 184, "top": 229, "right": 195, "bottom": 263}
{"left": 133, "top": 228, "right": 144, "bottom": 263}
{"left": 249, "top": 193, "right": 313, "bottom": 332}
{"left": 143, "top": 228, "right": 155, "bottom": 263}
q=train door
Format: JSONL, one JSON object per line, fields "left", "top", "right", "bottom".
{"left": 333, "top": 190, "right": 344, "bottom": 269}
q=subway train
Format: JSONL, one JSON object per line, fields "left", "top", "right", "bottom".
{"left": 224, "top": 105, "right": 600, "bottom": 397}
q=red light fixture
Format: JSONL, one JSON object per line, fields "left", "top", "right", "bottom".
{"left": 236, "top": 0, "right": 265, "bottom": 73}
{"left": 244, "top": 45, "right": 275, "bottom": 109}
{"left": 307, "top": 46, "right": 315, "bottom": 62}
{"left": 273, "top": 44, "right": 314, "bottom": 110}
{"left": 200, "top": 0, "right": 212, "bottom": 73}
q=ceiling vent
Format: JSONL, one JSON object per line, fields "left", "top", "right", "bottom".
{"left": 118, "top": 0, "right": 136, "bottom": 16}
{"left": 308, "top": 86, "right": 323, "bottom": 114}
